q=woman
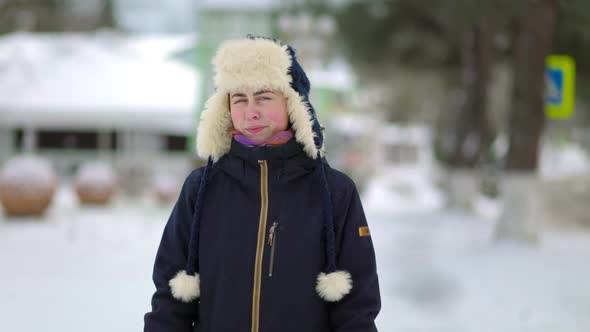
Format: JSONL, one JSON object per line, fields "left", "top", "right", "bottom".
{"left": 144, "top": 36, "right": 381, "bottom": 332}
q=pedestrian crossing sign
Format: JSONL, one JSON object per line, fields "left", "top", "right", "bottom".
{"left": 545, "top": 55, "right": 575, "bottom": 119}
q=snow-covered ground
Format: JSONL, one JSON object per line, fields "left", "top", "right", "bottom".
{"left": 370, "top": 209, "right": 590, "bottom": 332}
{"left": 1, "top": 185, "right": 590, "bottom": 332}
{"left": 0, "top": 187, "right": 170, "bottom": 331}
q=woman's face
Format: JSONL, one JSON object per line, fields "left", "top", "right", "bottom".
{"left": 229, "top": 89, "right": 289, "bottom": 143}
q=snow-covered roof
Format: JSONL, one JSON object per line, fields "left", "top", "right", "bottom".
{"left": 0, "top": 32, "right": 199, "bottom": 134}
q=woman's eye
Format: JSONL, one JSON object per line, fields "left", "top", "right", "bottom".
{"left": 233, "top": 99, "right": 246, "bottom": 104}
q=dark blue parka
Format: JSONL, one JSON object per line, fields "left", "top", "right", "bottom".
{"left": 144, "top": 36, "right": 380, "bottom": 332}
{"left": 144, "top": 139, "right": 380, "bottom": 332}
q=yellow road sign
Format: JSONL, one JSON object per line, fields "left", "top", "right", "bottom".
{"left": 545, "top": 55, "right": 575, "bottom": 119}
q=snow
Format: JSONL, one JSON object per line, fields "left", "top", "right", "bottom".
{"left": 539, "top": 142, "right": 590, "bottom": 180}
{"left": 1, "top": 181, "right": 590, "bottom": 331}
{"left": 370, "top": 210, "right": 590, "bottom": 332}
{"left": 74, "top": 162, "right": 117, "bottom": 194}
{"left": 75, "top": 162, "right": 117, "bottom": 184}
{"left": 472, "top": 195, "right": 502, "bottom": 221}
{"left": 364, "top": 168, "right": 444, "bottom": 214}
{"left": 0, "top": 185, "right": 171, "bottom": 332}
{"left": 363, "top": 123, "right": 444, "bottom": 214}
{"left": 0, "top": 32, "right": 199, "bottom": 134}
{"left": 0, "top": 155, "right": 57, "bottom": 190}
{"left": 151, "top": 173, "right": 182, "bottom": 203}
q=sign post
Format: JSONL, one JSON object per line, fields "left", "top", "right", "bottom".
{"left": 545, "top": 55, "right": 575, "bottom": 119}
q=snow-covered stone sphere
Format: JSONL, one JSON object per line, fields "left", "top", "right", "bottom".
{"left": 0, "top": 155, "right": 58, "bottom": 216}
{"left": 74, "top": 162, "right": 117, "bottom": 205}
{"left": 152, "top": 173, "right": 181, "bottom": 204}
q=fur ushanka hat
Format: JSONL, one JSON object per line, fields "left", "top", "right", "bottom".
{"left": 169, "top": 36, "right": 352, "bottom": 303}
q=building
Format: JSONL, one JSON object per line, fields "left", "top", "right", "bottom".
{"left": 0, "top": 32, "right": 198, "bottom": 192}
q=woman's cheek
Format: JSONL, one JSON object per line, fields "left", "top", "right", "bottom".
{"left": 230, "top": 110, "right": 243, "bottom": 128}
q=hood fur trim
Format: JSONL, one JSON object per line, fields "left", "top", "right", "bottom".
{"left": 196, "top": 38, "right": 319, "bottom": 161}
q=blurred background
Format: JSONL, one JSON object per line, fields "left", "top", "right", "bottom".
{"left": 1, "top": 0, "right": 590, "bottom": 331}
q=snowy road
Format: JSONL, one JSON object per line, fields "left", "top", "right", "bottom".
{"left": 1, "top": 188, "right": 590, "bottom": 332}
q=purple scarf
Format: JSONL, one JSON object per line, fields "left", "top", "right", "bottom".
{"left": 231, "top": 129, "right": 294, "bottom": 146}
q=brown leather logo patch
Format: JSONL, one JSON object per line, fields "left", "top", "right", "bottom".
{"left": 358, "top": 226, "right": 371, "bottom": 237}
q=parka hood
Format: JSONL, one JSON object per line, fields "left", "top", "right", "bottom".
{"left": 195, "top": 37, "right": 325, "bottom": 162}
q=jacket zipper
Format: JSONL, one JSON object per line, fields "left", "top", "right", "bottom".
{"left": 268, "top": 222, "right": 278, "bottom": 277}
{"left": 251, "top": 160, "right": 269, "bottom": 332}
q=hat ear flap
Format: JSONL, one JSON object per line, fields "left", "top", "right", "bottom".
{"left": 288, "top": 53, "right": 311, "bottom": 96}
{"left": 196, "top": 92, "right": 233, "bottom": 162}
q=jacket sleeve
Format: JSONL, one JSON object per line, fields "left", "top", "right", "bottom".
{"left": 330, "top": 184, "right": 381, "bottom": 332}
{"left": 144, "top": 170, "right": 201, "bottom": 332}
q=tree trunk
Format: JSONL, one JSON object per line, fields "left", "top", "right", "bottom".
{"left": 98, "top": 0, "right": 116, "bottom": 29}
{"left": 449, "top": 15, "right": 494, "bottom": 168}
{"left": 445, "top": 15, "right": 495, "bottom": 210}
{"left": 496, "top": 0, "right": 557, "bottom": 243}
{"left": 505, "top": 0, "right": 556, "bottom": 170}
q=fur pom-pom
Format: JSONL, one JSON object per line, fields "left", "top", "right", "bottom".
{"left": 316, "top": 270, "right": 352, "bottom": 302}
{"left": 169, "top": 270, "right": 200, "bottom": 303}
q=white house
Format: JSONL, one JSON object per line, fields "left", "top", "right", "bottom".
{"left": 0, "top": 31, "right": 199, "bottom": 191}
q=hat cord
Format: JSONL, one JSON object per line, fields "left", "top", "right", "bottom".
{"left": 186, "top": 157, "right": 213, "bottom": 275}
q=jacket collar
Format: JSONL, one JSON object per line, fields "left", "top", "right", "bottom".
{"left": 215, "top": 138, "right": 317, "bottom": 183}
{"left": 229, "top": 137, "right": 303, "bottom": 162}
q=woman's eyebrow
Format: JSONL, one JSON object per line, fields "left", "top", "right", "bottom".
{"left": 230, "top": 93, "right": 247, "bottom": 99}
{"left": 254, "top": 90, "right": 274, "bottom": 96}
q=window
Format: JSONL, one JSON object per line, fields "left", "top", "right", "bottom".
{"left": 14, "top": 129, "right": 117, "bottom": 151}
{"left": 164, "top": 135, "right": 187, "bottom": 152}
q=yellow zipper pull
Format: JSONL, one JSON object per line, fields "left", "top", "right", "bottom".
{"left": 268, "top": 222, "right": 277, "bottom": 246}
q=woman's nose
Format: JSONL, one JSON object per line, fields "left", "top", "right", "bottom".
{"left": 245, "top": 105, "right": 261, "bottom": 120}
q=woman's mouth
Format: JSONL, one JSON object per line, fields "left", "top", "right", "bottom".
{"left": 246, "top": 126, "right": 266, "bottom": 134}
